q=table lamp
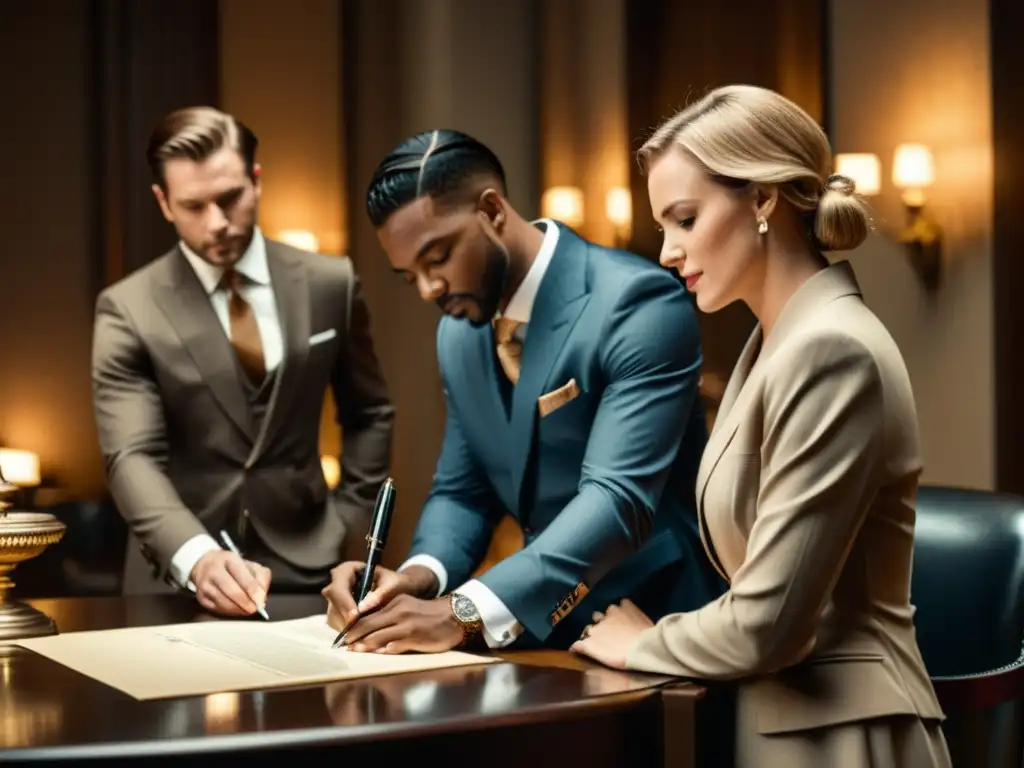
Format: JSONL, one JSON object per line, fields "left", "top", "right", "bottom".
{"left": 0, "top": 460, "right": 65, "bottom": 642}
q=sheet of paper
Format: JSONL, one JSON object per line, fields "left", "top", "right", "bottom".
{"left": 13, "top": 614, "right": 498, "bottom": 700}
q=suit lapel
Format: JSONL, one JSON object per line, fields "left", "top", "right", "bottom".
{"left": 695, "top": 260, "right": 866, "bottom": 518}
{"left": 474, "top": 322, "right": 513, "bottom": 420}
{"left": 509, "top": 229, "right": 590, "bottom": 505}
{"left": 695, "top": 328, "right": 763, "bottom": 506}
{"left": 155, "top": 249, "right": 254, "bottom": 440}
{"left": 249, "top": 243, "right": 311, "bottom": 462}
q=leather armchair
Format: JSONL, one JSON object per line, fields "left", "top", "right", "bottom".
{"left": 912, "top": 485, "right": 1024, "bottom": 768}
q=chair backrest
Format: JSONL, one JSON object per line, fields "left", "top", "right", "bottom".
{"left": 911, "top": 486, "right": 1024, "bottom": 768}
{"left": 911, "top": 485, "right": 1024, "bottom": 677}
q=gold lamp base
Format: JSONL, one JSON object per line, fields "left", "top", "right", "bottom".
{"left": 0, "top": 508, "right": 66, "bottom": 643}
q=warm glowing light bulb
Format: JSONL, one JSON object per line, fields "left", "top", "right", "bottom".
{"left": 321, "top": 455, "right": 341, "bottom": 490}
{"left": 605, "top": 187, "right": 632, "bottom": 229}
{"left": 277, "top": 230, "right": 320, "bottom": 252}
{"left": 833, "top": 153, "right": 881, "bottom": 196}
{"left": 0, "top": 449, "right": 40, "bottom": 487}
{"left": 540, "top": 187, "right": 584, "bottom": 228}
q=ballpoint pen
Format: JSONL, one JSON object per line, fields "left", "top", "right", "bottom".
{"left": 219, "top": 529, "right": 270, "bottom": 620}
{"left": 331, "top": 477, "right": 396, "bottom": 648}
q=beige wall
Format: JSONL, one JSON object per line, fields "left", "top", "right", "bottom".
{"left": 218, "top": 0, "right": 345, "bottom": 459}
{"left": 830, "top": 0, "right": 994, "bottom": 489}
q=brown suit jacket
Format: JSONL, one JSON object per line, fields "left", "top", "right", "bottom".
{"left": 91, "top": 239, "right": 394, "bottom": 588}
{"left": 626, "top": 262, "right": 949, "bottom": 766}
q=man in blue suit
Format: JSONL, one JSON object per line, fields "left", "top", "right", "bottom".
{"left": 323, "top": 130, "right": 723, "bottom": 652}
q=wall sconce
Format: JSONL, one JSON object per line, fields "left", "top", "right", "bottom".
{"left": 892, "top": 143, "right": 941, "bottom": 290}
{"left": 605, "top": 187, "right": 633, "bottom": 246}
{"left": 321, "top": 455, "right": 341, "bottom": 490}
{"left": 540, "top": 186, "right": 584, "bottom": 229}
{"left": 833, "top": 153, "right": 881, "bottom": 196}
{"left": 833, "top": 146, "right": 943, "bottom": 291}
{"left": 277, "top": 230, "right": 320, "bottom": 252}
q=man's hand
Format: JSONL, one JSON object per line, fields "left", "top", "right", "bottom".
{"left": 340, "top": 595, "right": 464, "bottom": 654}
{"left": 323, "top": 562, "right": 438, "bottom": 633}
{"left": 191, "top": 550, "right": 271, "bottom": 617}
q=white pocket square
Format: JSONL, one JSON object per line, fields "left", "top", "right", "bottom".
{"left": 309, "top": 329, "right": 337, "bottom": 346}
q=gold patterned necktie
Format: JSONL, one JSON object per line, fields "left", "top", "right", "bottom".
{"left": 221, "top": 268, "right": 266, "bottom": 384}
{"left": 493, "top": 317, "right": 523, "bottom": 385}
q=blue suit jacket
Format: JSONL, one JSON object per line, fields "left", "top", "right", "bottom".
{"left": 408, "top": 225, "right": 724, "bottom": 646}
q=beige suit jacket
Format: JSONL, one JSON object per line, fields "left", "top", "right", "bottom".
{"left": 626, "top": 262, "right": 948, "bottom": 765}
{"left": 91, "top": 240, "right": 394, "bottom": 586}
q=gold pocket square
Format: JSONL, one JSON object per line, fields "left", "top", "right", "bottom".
{"left": 538, "top": 378, "right": 580, "bottom": 417}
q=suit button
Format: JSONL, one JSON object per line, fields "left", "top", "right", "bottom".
{"left": 523, "top": 526, "right": 532, "bottom": 535}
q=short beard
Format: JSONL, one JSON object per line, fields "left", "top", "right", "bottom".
{"left": 467, "top": 241, "right": 510, "bottom": 326}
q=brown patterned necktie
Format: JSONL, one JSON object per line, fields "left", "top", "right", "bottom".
{"left": 221, "top": 268, "right": 266, "bottom": 384}
{"left": 493, "top": 317, "right": 523, "bottom": 385}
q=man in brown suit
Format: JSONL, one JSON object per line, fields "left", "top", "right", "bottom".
{"left": 91, "top": 107, "right": 394, "bottom": 617}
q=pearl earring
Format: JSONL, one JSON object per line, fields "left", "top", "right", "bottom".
{"left": 757, "top": 217, "right": 768, "bottom": 235}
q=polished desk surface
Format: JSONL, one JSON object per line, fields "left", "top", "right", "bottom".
{"left": 0, "top": 595, "right": 691, "bottom": 761}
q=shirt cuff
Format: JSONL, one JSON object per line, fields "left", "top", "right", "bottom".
{"left": 454, "top": 579, "right": 524, "bottom": 648}
{"left": 398, "top": 554, "right": 447, "bottom": 597}
{"left": 169, "top": 533, "right": 221, "bottom": 592}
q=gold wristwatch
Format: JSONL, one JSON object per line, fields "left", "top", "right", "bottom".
{"left": 449, "top": 592, "right": 484, "bottom": 649}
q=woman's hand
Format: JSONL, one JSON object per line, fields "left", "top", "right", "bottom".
{"left": 570, "top": 599, "right": 654, "bottom": 669}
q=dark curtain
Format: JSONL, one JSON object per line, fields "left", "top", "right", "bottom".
{"left": 991, "top": 0, "right": 1024, "bottom": 494}
{"left": 89, "top": 0, "right": 221, "bottom": 292}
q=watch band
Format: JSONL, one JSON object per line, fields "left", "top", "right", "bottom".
{"left": 449, "top": 592, "right": 484, "bottom": 649}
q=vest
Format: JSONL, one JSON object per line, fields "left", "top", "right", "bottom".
{"left": 239, "top": 365, "right": 278, "bottom": 437}
{"left": 231, "top": 357, "right": 279, "bottom": 542}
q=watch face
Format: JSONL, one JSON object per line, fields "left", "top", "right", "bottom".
{"left": 452, "top": 593, "right": 481, "bottom": 623}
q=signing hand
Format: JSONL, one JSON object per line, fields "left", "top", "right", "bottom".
{"left": 191, "top": 550, "right": 271, "bottom": 617}
{"left": 322, "top": 563, "right": 438, "bottom": 634}
{"left": 341, "top": 595, "right": 464, "bottom": 654}
{"left": 570, "top": 600, "right": 654, "bottom": 670}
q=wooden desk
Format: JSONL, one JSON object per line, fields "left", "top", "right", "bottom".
{"left": 0, "top": 596, "right": 707, "bottom": 766}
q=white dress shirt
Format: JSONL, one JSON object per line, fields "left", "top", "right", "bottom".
{"left": 399, "top": 219, "right": 560, "bottom": 647}
{"left": 168, "top": 227, "right": 284, "bottom": 590}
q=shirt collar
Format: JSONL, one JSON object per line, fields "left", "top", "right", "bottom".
{"left": 501, "top": 218, "right": 559, "bottom": 324}
{"left": 179, "top": 227, "right": 270, "bottom": 294}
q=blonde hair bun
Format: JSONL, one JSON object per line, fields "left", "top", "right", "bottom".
{"left": 638, "top": 85, "right": 872, "bottom": 252}
{"left": 815, "top": 173, "right": 871, "bottom": 252}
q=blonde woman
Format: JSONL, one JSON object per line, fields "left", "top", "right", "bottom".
{"left": 572, "top": 85, "right": 951, "bottom": 768}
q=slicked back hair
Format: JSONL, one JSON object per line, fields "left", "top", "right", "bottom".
{"left": 366, "top": 129, "right": 507, "bottom": 228}
{"left": 146, "top": 106, "right": 258, "bottom": 190}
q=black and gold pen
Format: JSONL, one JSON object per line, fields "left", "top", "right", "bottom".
{"left": 331, "top": 477, "right": 396, "bottom": 648}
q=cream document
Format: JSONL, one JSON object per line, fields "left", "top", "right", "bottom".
{"left": 14, "top": 614, "right": 497, "bottom": 700}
